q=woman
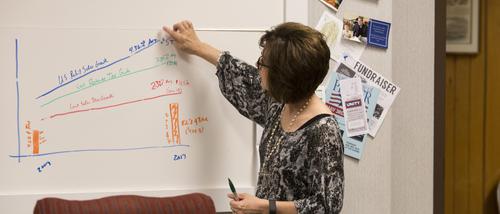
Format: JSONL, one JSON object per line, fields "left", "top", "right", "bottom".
{"left": 163, "top": 21, "right": 344, "bottom": 214}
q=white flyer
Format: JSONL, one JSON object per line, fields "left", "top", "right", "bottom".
{"left": 339, "top": 77, "right": 369, "bottom": 137}
{"left": 341, "top": 54, "right": 401, "bottom": 136}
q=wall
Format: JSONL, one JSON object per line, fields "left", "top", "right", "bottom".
{"left": 444, "top": 0, "right": 500, "bottom": 213}
{"left": 391, "top": 0, "right": 435, "bottom": 213}
{"left": 0, "top": 0, "right": 443, "bottom": 213}
{"left": 309, "top": 0, "right": 435, "bottom": 213}
{"left": 484, "top": 0, "right": 500, "bottom": 212}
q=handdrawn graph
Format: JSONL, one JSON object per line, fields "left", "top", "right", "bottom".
{"left": 7, "top": 29, "right": 214, "bottom": 162}
{"left": 1, "top": 29, "right": 256, "bottom": 198}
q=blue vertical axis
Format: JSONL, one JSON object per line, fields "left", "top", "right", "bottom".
{"left": 16, "top": 39, "right": 21, "bottom": 163}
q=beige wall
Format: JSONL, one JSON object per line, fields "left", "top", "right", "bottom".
{"left": 391, "top": 0, "right": 435, "bottom": 213}
{"left": 309, "top": 0, "right": 435, "bottom": 213}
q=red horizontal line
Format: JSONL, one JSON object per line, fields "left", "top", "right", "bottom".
{"left": 47, "top": 91, "right": 182, "bottom": 120}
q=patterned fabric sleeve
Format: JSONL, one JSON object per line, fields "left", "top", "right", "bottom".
{"left": 294, "top": 118, "right": 344, "bottom": 214}
{"left": 215, "top": 52, "right": 271, "bottom": 126}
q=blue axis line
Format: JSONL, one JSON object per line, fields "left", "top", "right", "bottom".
{"left": 15, "top": 38, "right": 21, "bottom": 163}
{"left": 9, "top": 144, "right": 189, "bottom": 158}
{"left": 36, "top": 40, "right": 159, "bottom": 99}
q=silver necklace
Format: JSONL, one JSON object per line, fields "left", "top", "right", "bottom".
{"left": 259, "top": 115, "right": 283, "bottom": 177}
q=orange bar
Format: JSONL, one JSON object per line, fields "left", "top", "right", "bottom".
{"left": 169, "top": 103, "right": 180, "bottom": 144}
{"left": 165, "top": 112, "right": 171, "bottom": 144}
{"left": 33, "top": 130, "right": 40, "bottom": 154}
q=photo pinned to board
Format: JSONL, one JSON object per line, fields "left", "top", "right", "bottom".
{"left": 342, "top": 12, "right": 391, "bottom": 49}
{"left": 342, "top": 12, "right": 370, "bottom": 44}
{"left": 319, "top": 0, "right": 344, "bottom": 12}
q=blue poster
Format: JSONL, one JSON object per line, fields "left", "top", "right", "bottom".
{"left": 325, "top": 64, "right": 380, "bottom": 160}
{"left": 367, "top": 19, "right": 391, "bottom": 48}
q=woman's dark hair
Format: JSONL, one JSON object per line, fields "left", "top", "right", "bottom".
{"left": 259, "top": 22, "right": 330, "bottom": 103}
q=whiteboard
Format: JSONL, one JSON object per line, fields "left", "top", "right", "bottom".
{"left": 0, "top": 29, "right": 265, "bottom": 212}
{"left": 0, "top": 1, "right": 291, "bottom": 212}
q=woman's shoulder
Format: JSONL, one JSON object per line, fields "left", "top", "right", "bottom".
{"left": 301, "top": 113, "right": 338, "bottom": 130}
{"left": 302, "top": 115, "right": 342, "bottom": 148}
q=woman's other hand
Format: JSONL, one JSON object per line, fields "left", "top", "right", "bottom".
{"left": 227, "top": 193, "right": 268, "bottom": 214}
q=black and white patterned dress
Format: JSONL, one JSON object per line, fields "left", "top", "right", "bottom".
{"left": 216, "top": 52, "right": 344, "bottom": 214}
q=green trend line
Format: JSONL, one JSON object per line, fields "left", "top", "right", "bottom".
{"left": 41, "top": 62, "right": 169, "bottom": 107}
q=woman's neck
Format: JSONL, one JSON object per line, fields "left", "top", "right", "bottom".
{"left": 281, "top": 96, "right": 315, "bottom": 131}
{"left": 285, "top": 96, "right": 314, "bottom": 114}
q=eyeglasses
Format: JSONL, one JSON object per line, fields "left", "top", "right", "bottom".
{"left": 256, "top": 56, "right": 269, "bottom": 70}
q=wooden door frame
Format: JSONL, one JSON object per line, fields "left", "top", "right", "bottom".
{"left": 435, "top": 0, "right": 446, "bottom": 213}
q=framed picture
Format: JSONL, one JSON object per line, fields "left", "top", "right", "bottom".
{"left": 319, "top": 0, "right": 343, "bottom": 12}
{"left": 446, "top": 0, "right": 479, "bottom": 53}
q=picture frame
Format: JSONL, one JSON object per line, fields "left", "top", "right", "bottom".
{"left": 318, "top": 0, "right": 343, "bottom": 12}
{"left": 446, "top": 0, "right": 479, "bottom": 53}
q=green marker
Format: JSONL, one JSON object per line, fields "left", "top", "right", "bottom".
{"left": 228, "top": 178, "right": 239, "bottom": 201}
